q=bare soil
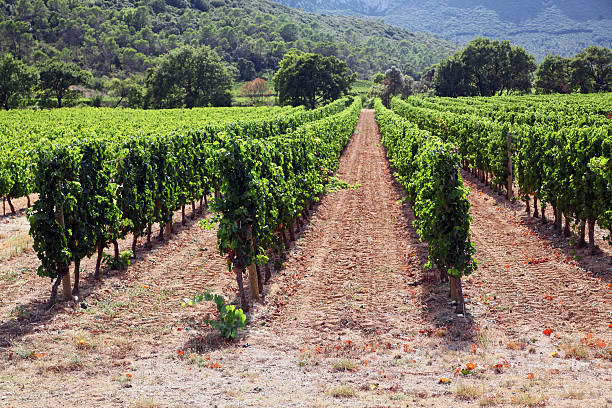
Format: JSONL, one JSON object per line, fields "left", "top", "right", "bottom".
{"left": 0, "top": 110, "right": 610, "bottom": 407}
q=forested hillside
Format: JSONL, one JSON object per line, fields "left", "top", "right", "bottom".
{"left": 274, "top": 0, "right": 612, "bottom": 60}
{"left": 0, "top": 0, "right": 458, "bottom": 79}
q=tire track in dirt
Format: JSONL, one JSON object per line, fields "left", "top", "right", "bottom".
{"left": 462, "top": 173, "right": 612, "bottom": 339}
{"left": 259, "top": 110, "right": 427, "bottom": 345}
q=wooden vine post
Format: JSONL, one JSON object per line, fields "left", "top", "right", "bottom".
{"left": 507, "top": 132, "right": 513, "bottom": 200}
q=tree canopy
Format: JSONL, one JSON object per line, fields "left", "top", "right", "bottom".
{"left": 146, "top": 45, "right": 232, "bottom": 109}
{"left": 534, "top": 54, "right": 573, "bottom": 94}
{"left": 378, "top": 66, "right": 412, "bottom": 106}
{"left": 0, "top": 0, "right": 457, "bottom": 80}
{"left": 0, "top": 53, "right": 38, "bottom": 110}
{"left": 433, "top": 38, "right": 537, "bottom": 97}
{"left": 570, "top": 46, "right": 612, "bottom": 93}
{"left": 38, "top": 61, "right": 92, "bottom": 108}
{"left": 273, "top": 52, "right": 355, "bottom": 109}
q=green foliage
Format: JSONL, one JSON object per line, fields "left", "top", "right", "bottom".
{"left": 391, "top": 93, "right": 612, "bottom": 251}
{"left": 534, "top": 54, "right": 573, "bottom": 94}
{"left": 570, "top": 46, "right": 612, "bottom": 93}
{"left": 146, "top": 45, "right": 233, "bottom": 108}
{"left": 212, "top": 97, "right": 360, "bottom": 269}
{"left": 11, "top": 98, "right": 356, "bottom": 300}
{"left": 274, "top": 52, "right": 354, "bottom": 109}
{"left": 27, "top": 143, "right": 81, "bottom": 280}
{"left": 102, "top": 250, "right": 133, "bottom": 270}
{"left": 375, "top": 98, "right": 476, "bottom": 277}
{"left": 378, "top": 66, "right": 411, "bottom": 106}
{"left": 108, "top": 77, "right": 145, "bottom": 108}
{"left": 38, "top": 61, "right": 92, "bottom": 108}
{"left": 325, "top": 177, "right": 360, "bottom": 193}
{"left": 0, "top": 0, "right": 457, "bottom": 80}
{"left": 433, "top": 38, "right": 536, "bottom": 97}
{"left": 0, "top": 53, "right": 38, "bottom": 110}
{"left": 182, "top": 292, "right": 247, "bottom": 339}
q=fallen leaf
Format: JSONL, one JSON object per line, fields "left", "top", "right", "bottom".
{"left": 438, "top": 378, "right": 451, "bottom": 384}
{"left": 542, "top": 329, "right": 553, "bottom": 336}
{"left": 526, "top": 372, "right": 535, "bottom": 379}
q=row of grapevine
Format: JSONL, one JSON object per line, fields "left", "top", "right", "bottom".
{"left": 404, "top": 95, "right": 609, "bottom": 129}
{"left": 425, "top": 93, "right": 611, "bottom": 117}
{"left": 374, "top": 99, "right": 476, "bottom": 313}
{"left": 0, "top": 105, "right": 301, "bottom": 214}
{"left": 391, "top": 96, "right": 612, "bottom": 257}
{"left": 213, "top": 98, "right": 363, "bottom": 310}
{"left": 26, "top": 98, "right": 355, "bottom": 305}
{"left": 406, "top": 94, "right": 612, "bottom": 130}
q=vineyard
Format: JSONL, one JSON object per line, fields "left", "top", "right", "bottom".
{"left": 390, "top": 93, "right": 612, "bottom": 258}
{"left": 0, "top": 95, "right": 611, "bottom": 407}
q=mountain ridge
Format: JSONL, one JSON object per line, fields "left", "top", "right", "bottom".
{"left": 273, "top": 0, "right": 612, "bottom": 60}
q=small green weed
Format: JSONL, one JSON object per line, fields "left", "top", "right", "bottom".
{"left": 326, "top": 177, "right": 360, "bottom": 193}
{"left": 102, "top": 250, "right": 133, "bottom": 270}
{"left": 182, "top": 292, "right": 246, "bottom": 339}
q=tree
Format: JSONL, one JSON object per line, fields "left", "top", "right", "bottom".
{"left": 379, "top": 66, "right": 411, "bottom": 106}
{"left": 433, "top": 56, "right": 475, "bottom": 97}
{"left": 0, "top": 53, "right": 38, "bottom": 110}
{"left": 434, "top": 38, "right": 536, "bottom": 97}
{"left": 504, "top": 45, "right": 536, "bottom": 94}
{"left": 279, "top": 23, "right": 298, "bottom": 42}
{"left": 38, "top": 61, "right": 92, "bottom": 108}
{"left": 241, "top": 78, "right": 269, "bottom": 105}
{"left": 570, "top": 46, "right": 612, "bottom": 93}
{"left": 534, "top": 54, "right": 573, "bottom": 94}
{"left": 146, "top": 45, "right": 233, "bottom": 108}
{"left": 273, "top": 52, "right": 354, "bottom": 109}
{"left": 373, "top": 72, "right": 385, "bottom": 84}
{"left": 237, "top": 58, "right": 256, "bottom": 82}
{"left": 0, "top": 20, "right": 33, "bottom": 58}
{"left": 108, "top": 77, "right": 145, "bottom": 108}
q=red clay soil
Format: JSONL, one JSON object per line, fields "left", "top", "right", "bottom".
{"left": 0, "top": 110, "right": 610, "bottom": 407}
{"left": 461, "top": 172, "right": 612, "bottom": 340}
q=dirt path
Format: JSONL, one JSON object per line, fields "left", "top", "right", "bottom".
{"left": 0, "top": 110, "right": 610, "bottom": 407}
{"left": 260, "top": 109, "right": 426, "bottom": 343}
{"left": 461, "top": 173, "right": 612, "bottom": 340}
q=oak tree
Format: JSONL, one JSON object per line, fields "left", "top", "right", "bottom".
{"left": 273, "top": 52, "right": 354, "bottom": 109}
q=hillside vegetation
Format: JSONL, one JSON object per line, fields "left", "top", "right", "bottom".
{"left": 0, "top": 0, "right": 457, "bottom": 79}
{"left": 274, "top": 0, "right": 612, "bottom": 60}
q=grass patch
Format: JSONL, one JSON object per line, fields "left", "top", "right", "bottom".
{"left": 512, "top": 392, "right": 548, "bottom": 407}
{"left": 332, "top": 358, "right": 357, "bottom": 372}
{"left": 560, "top": 341, "right": 589, "bottom": 360}
{"left": 479, "top": 394, "right": 503, "bottom": 406}
{"left": 330, "top": 384, "right": 355, "bottom": 398}
{"left": 75, "top": 332, "right": 96, "bottom": 350}
{"left": 456, "top": 382, "right": 484, "bottom": 401}
{"left": 0, "top": 232, "right": 32, "bottom": 261}
{"left": 560, "top": 387, "right": 585, "bottom": 400}
{"left": 130, "top": 399, "right": 162, "bottom": 408}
